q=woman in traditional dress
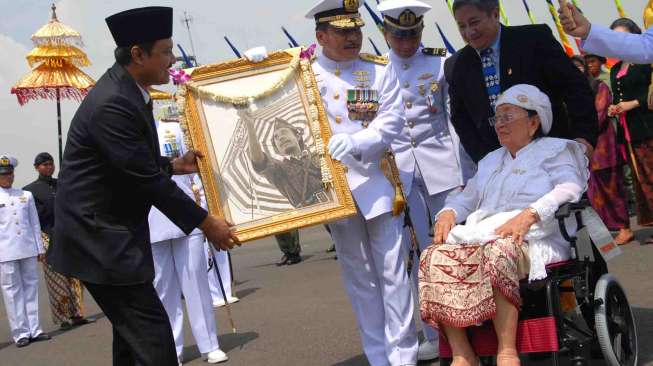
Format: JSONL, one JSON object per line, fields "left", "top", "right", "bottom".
{"left": 570, "top": 56, "right": 633, "bottom": 245}
{"left": 419, "top": 84, "right": 589, "bottom": 366}
{"left": 608, "top": 18, "right": 653, "bottom": 244}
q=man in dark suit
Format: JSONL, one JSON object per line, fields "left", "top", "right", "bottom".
{"left": 47, "top": 7, "right": 238, "bottom": 366}
{"left": 445, "top": 0, "right": 597, "bottom": 162}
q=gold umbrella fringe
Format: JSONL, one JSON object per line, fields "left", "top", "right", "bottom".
{"left": 27, "top": 45, "right": 90, "bottom": 68}
{"left": 184, "top": 52, "right": 301, "bottom": 106}
{"left": 12, "top": 61, "right": 95, "bottom": 105}
{"left": 11, "top": 86, "right": 90, "bottom": 106}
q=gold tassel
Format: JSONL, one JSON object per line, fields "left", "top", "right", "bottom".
{"left": 381, "top": 152, "right": 406, "bottom": 217}
{"left": 392, "top": 186, "right": 406, "bottom": 217}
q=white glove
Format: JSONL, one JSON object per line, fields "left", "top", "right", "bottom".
{"left": 328, "top": 134, "right": 359, "bottom": 161}
{"left": 244, "top": 46, "right": 268, "bottom": 63}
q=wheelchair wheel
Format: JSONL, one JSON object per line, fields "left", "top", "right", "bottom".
{"left": 594, "top": 274, "right": 638, "bottom": 366}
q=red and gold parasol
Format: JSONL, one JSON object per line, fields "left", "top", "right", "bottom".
{"left": 10, "top": 3, "right": 95, "bottom": 163}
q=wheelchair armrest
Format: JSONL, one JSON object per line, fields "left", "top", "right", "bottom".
{"left": 555, "top": 199, "right": 590, "bottom": 220}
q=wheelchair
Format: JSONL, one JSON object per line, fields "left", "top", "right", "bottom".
{"left": 437, "top": 200, "right": 638, "bottom": 366}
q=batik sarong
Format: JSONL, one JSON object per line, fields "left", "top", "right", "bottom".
{"left": 419, "top": 238, "right": 529, "bottom": 329}
{"left": 41, "top": 233, "right": 84, "bottom": 325}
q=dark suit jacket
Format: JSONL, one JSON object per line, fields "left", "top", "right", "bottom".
{"left": 23, "top": 176, "right": 57, "bottom": 237}
{"left": 445, "top": 24, "right": 598, "bottom": 162}
{"left": 48, "top": 63, "right": 207, "bottom": 285}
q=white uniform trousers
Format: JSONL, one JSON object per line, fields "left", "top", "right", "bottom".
{"left": 206, "top": 245, "right": 233, "bottom": 301}
{"left": 0, "top": 256, "right": 43, "bottom": 342}
{"left": 329, "top": 211, "right": 418, "bottom": 366}
{"left": 404, "top": 166, "right": 456, "bottom": 342}
{"left": 152, "top": 234, "right": 220, "bottom": 358}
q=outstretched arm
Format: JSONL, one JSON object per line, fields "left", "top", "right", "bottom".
{"left": 238, "top": 107, "right": 266, "bottom": 167}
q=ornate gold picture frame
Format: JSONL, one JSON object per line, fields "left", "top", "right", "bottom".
{"left": 176, "top": 48, "right": 356, "bottom": 242}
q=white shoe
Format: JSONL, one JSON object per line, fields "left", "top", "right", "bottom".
{"left": 417, "top": 339, "right": 439, "bottom": 361}
{"left": 212, "top": 296, "right": 240, "bottom": 308}
{"left": 204, "top": 349, "right": 228, "bottom": 363}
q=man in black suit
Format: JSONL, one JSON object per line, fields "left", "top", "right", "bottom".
{"left": 47, "top": 7, "right": 238, "bottom": 366}
{"left": 445, "top": 0, "right": 597, "bottom": 162}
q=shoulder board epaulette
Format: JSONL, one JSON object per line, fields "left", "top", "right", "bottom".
{"left": 422, "top": 48, "right": 447, "bottom": 57}
{"left": 359, "top": 53, "right": 389, "bottom": 65}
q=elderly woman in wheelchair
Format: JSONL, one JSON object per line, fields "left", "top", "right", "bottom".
{"left": 420, "top": 84, "right": 589, "bottom": 366}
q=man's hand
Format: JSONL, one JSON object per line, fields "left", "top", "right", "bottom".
{"left": 558, "top": 3, "right": 591, "bottom": 39}
{"left": 608, "top": 104, "right": 621, "bottom": 117}
{"left": 328, "top": 134, "right": 358, "bottom": 161}
{"left": 199, "top": 215, "right": 241, "bottom": 251}
{"left": 433, "top": 210, "right": 456, "bottom": 244}
{"left": 171, "top": 149, "right": 203, "bottom": 175}
{"left": 494, "top": 209, "right": 539, "bottom": 246}
{"left": 244, "top": 46, "right": 268, "bottom": 63}
{"left": 37, "top": 254, "right": 45, "bottom": 263}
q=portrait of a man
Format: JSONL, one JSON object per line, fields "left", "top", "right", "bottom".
{"left": 241, "top": 111, "right": 327, "bottom": 209}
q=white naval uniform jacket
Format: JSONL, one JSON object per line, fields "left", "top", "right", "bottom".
{"left": 313, "top": 51, "right": 406, "bottom": 220}
{"left": 0, "top": 188, "right": 45, "bottom": 263}
{"left": 388, "top": 48, "right": 475, "bottom": 197}
{"left": 148, "top": 121, "right": 206, "bottom": 244}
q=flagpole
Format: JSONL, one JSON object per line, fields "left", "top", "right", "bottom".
{"left": 545, "top": 0, "right": 576, "bottom": 56}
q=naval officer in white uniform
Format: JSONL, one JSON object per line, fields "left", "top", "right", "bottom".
{"left": 148, "top": 121, "right": 228, "bottom": 365}
{"left": 308, "top": 1, "right": 419, "bottom": 364}
{"left": 377, "top": 0, "right": 476, "bottom": 361}
{"left": 0, "top": 155, "right": 51, "bottom": 348}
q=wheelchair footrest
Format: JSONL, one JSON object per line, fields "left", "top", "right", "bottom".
{"left": 439, "top": 316, "right": 559, "bottom": 357}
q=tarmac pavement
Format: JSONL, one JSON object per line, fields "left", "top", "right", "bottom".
{"left": 0, "top": 222, "right": 651, "bottom": 366}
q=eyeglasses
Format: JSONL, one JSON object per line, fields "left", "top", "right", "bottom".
{"left": 488, "top": 113, "right": 530, "bottom": 127}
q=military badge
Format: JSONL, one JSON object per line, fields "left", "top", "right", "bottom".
{"left": 417, "top": 84, "right": 426, "bottom": 96}
{"left": 418, "top": 73, "right": 434, "bottom": 81}
{"left": 517, "top": 95, "right": 529, "bottom": 103}
{"left": 422, "top": 48, "right": 447, "bottom": 57}
{"left": 399, "top": 10, "right": 417, "bottom": 27}
{"left": 429, "top": 80, "right": 439, "bottom": 93}
{"left": 347, "top": 88, "right": 379, "bottom": 123}
{"left": 0, "top": 157, "right": 9, "bottom": 167}
{"left": 344, "top": 0, "right": 359, "bottom": 12}
{"left": 20, "top": 196, "right": 28, "bottom": 203}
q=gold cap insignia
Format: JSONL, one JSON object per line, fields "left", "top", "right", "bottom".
{"left": 399, "top": 10, "right": 417, "bottom": 27}
{"left": 517, "top": 95, "right": 529, "bottom": 103}
{"left": 344, "top": 0, "right": 359, "bottom": 12}
{"left": 0, "top": 157, "right": 9, "bottom": 167}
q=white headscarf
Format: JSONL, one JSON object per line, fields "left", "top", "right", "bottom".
{"left": 496, "top": 84, "right": 553, "bottom": 135}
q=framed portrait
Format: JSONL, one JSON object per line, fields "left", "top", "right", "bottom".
{"left": 177, "top": 48, "right": 356, "bottom": 242}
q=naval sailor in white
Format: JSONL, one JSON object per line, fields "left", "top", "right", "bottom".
{"left": 0, "top": 155, "right": 51, "bottom": 348}
{"left": 148, "top": 118, "right": 228, "bottom": 365}
{"left": 377, "top": 0, "right": 476, "bottom": 360}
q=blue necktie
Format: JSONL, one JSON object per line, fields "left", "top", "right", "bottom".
{"left": 481, "top": 48, "right": 500, "bottom": 111}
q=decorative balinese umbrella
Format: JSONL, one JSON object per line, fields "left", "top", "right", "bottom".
{"left": 11, "top": 4, "right": 95, "bottom": 164}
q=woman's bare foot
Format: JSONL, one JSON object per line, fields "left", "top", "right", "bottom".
{"left": 497, "top": 353, "right": 521, "bottom": 366}
{"left": 614, "top": 228, "right": 634, "bottom": 245}
{"left": 451, "top": 354, "right": 480, "bottom": 366}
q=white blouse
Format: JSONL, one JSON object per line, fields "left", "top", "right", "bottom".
{"left": 439, "top": 137, "right": 589, "bottom": 280}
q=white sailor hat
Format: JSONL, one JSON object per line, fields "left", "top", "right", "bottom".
{"left": 378, "top": 0, "right": 431, "bottom": 37}
{"left": 0, "top": 155, "right": 18, "bottom": 174}
{"left": 305, "top": 0, "right": 365, "bottom": 29}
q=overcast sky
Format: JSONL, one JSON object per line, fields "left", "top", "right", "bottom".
{"left": 0, "top": 0, "right": 648, "bottom": 186}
